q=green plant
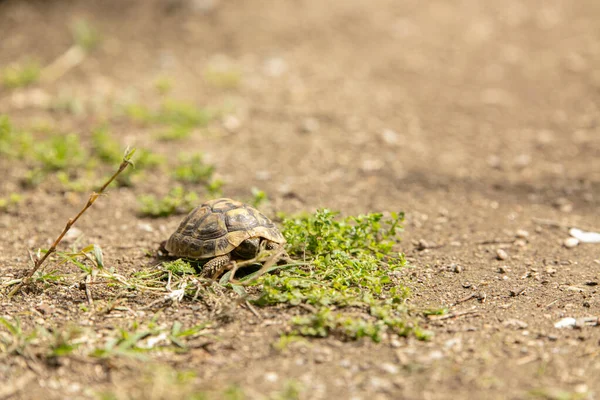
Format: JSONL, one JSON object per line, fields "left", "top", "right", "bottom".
{"left": 172, "top": 153, "right": 215, "bottom": 183}
{"left": 154, "top": 76, "right": 173, "bottom": 95}
{"left": 250, "top": 187, "right": 268, "bottom": 208}
{"left": 126, "top": 100, "right": 212, "bottom": 129}
{"left": 1, "top": 61, "right": 40, "bottom": 88}
{"left": 163, "top": 259, "right": 196, "bottom": 276}
{"left": 71, "top": 19, "right": 101, "bottom": 51}
{"left": 0, "top": 193, "right": 23, "bottom": 212}
{"left": 0, "top": 317, "right": 38, "bottom": 356}
{"left": 138, "top": 186, "right": 198, "bottom": 218}
{"left": 203, "top": 65, "right": 242, "bottom": 89}
{"left": 156, "top": 125, "right": 193, "bottom": 141}
{"left": 0, "top": 115, "right": 33, "bottom": 157}
{"left": 206, "top": 179, "right": 224, "bottom": 197}
{"left": 34, "top": 133, "right": 87, "bottom": 171}
{"left": 90, "top": 323, "right": 153, "bottom": 360}
{"left": 91, "top": 127, "right": 123, "bottom": 164}
{"left": 246, "top": 209, "right": 414, "bottom": 341}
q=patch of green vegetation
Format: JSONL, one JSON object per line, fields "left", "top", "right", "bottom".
{"left": 91, "top": 126, "right": 123, "bottom": 164}
{"left": 70, "top": 19, "right": 101, "bottom": 52}
{"left": 247, "top": 209, "right": 415, "bottom": 341}
{"left": 91, "top": 319, "right": 209, "bottom": 359}
{"left": 292, "top": 308, "right": 386, "bottom": 341}
{"left": 0, "top": 61, "right": 40, "bottom": 89}
{"left": 35, "top": 133, "right": 87, "bottom": 171}
{"left": 273, "top": 380, "right": 303, "bottom": 400}
{"left": 163, "top": 259, "right": 197, "bottom": 276}
{"left": 156, "top": 124, "right": 194, "bottom": 141}
{"left": 423, "top": 307, "right": 448, "bottom": 316}
{"left": 154, "top": 76, "right": 174, "bottom": 95}
{"left": 126, "top": 100, "right": 212, "bottom": 130}
{"left": 48, "top": 325, "right": 84, "bottom": 358}
{"left": 0, "top": 115, "right": 33, "bottom": 157}
{"left": 527, "top": 388, "right": 588, "bottom": 400}
{"left": 0, "top": 193, "right": 23, "bottom": 212}
{"left": 223, "top": 385, "right": 245, "bottom": 400}
{"left": 49, "top": 93, "right": 86, "bottom": 115}
{"left": 250, "top": 187, "right": 268, "bottom": 208}
{"left": 0, "top": 317, "right": 38, "bottom": 356}
{"left": 206, "top": 178, "right": 224, "bottom": 197}
{"left": 172, "top": 153, "right": 215, "bottom": 184}
{"left": 138, "top": 186, "right": 199, "bottom": 217}
{"left": 204, "top": 65, "right": 242, "bottom": 89}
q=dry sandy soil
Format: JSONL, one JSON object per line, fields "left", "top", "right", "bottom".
{"left": 1, "top": 0, "right": 599, "bottom": 399}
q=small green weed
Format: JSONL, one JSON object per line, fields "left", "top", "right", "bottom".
{"left": 527, "top": 388, "right": 588, "bottom": 400}
{"left": 206, "top": 178, "right": 224, "bottom": 197}
{"left": 0, "top": 115, "right": 33, "bottom": 157}
{"left": 34, "top": 133, "right": 87, "bottom": 171}
{"left": 0, "top": 61, "right": 40, "bottom": 89}
{"left": 204, "top": 65, "right": 242, "bottom": 89}
{"left": 163, "top": 259, "right": 196, "bottom": 275}
{"left": 138, "top": 186, "right": 198, "bottom": 217}
{"left": 0, "top": 193, "right": 23, "bottom": 212}
{"left": 154, "top": 76, "right": 173, "bottom": 95}
{"left": 250, "top": 187, "right": 268, "bottom": 208}
{"left": 156, "top": 124, "right": 193, "bottom": 141}
{"left": 71, "top": 19, "right": 101, "bottom": 51}
{"left": 91, "top": 126, "right": 123, "bottom": 164}
{"left": 126, "top": 100, "right": 212, "bottom": 130}
{"left": 172, "top": 153, "right": 215, "bottom": 184}
{"left": 0, "top": 317, "right": 38, "bottom": 356}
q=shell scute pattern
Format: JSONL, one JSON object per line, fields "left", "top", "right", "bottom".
{"left": 165, "top": 198, "right": 285, "bottom": 259}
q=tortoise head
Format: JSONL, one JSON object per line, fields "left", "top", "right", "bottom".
{"left": 232, "top": 237, "right": 261, "bottom": 259}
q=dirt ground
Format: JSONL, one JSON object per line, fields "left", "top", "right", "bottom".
{"left": 1, "top": 0, "right": 600, "bottom": 399}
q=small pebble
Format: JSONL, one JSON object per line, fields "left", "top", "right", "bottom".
{"left": 381, "top": 129, "right": 400, "bottom": 146}
{"left": 379, "top": 363, "right": 399, "bottom": 374}
{"left": 300, "top": 117, "right": 320, "bottom": 134}
{"left": 496, "top": 249, "right": 509, "bottom": 260}
{"left": 563, "top": 237, "right": 579, "bottom": 248}
{"left": 264, "top": 372, "right": 279, "bottom": 383}
{"left": 361, "top": 159, "right": 384, "bottom": 172}
{"left": 222, "top": 115, "right": 241, "bottom": 132}
{"left": 514, "top": 239, "right": 527, "bottom": 247}
{"left": 502, "top": 319, "right": 528, "bottom": 329}
{"left": 498, "top": 265, "right": 509, "bottom": 274}
{"left": 63, "top": 227, "right": 83, "bottom": 243}
{"left": 515, "top": 229, "right": 529, "bottom": 239}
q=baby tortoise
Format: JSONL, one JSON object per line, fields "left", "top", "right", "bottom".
{"left": 164, "top": 198, "right": 287, "bottom": 278}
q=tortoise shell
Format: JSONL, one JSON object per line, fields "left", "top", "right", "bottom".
{"left": 164, "top": 198, "right": 285, "bottom": 259}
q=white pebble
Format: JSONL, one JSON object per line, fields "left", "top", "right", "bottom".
{"left": 563, "top": 237, "right": 579, "bottom": 248}
{"left": 379, "top": 363, "right": 399, "bottom": 374}
{"left": 381, "top": 129, "right": 400, "bottom": 146}
{"left": 496, "top": 249, "right": 509, "bottom": 260}
{"left": 264, "top": 372, "right": 279, "bottom": 383}
{"left": 515, "top": 229, "right": 529, "bottom": 239}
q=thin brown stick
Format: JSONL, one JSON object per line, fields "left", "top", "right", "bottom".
{"left": 427, "top": 309, "right": 480, "bottom": 321}
{"left": 532, "top": 217, "right": 600, "bottom": 232}
{"left": 8, "top": 148, "right": 135, "bottom": 298}
{"left": 84, "top": 274, "right": 94, "bottom": 305}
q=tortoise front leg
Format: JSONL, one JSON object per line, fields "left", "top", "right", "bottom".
{"left": 201, "top": 254, "right": 232, "bottom": 279}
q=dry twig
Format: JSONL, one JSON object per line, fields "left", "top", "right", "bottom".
{"left": 8, "top": 148, "right": 136, "bottom": 298}
{"left": 427, "top": 309, "right": 480, "bottom": 321}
